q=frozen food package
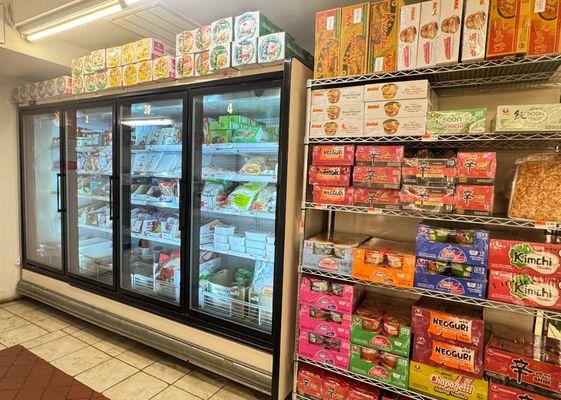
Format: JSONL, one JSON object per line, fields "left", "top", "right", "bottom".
{"left": 176, "top": 54, "right": 195, "bottom": 78}
{"left": 528, "top": 1, "right": 561, "bottom": 56}
{"left": 417, "top": 0, "right": 441, "bottom": 68}
{"left": 250, "top": 185, "right": 276, "bottom": 212}
{"left": 232, "top": 38, "right": 259, "bottom": 68}
{"left": 400, "top": 185, "right": 455, "bottom": 213}
{"left": 195, "top": 51, "right": 210, "bottom": 77}
{"left": 457, "top": 152, "right": 496, "bottom": 184}
{"left": 462, "top": 0, "right": 490, "bottom": 62}
{"left": 369, "top": 0, "right": 401, "bottom": 73}
{"left": 314, "top": 8, "right": 341, "bottom": 79}
{"left": 508, "top": 153, "right": 561, "bottom": 222}
{"left": 209, "top": 43, "right": 231, "bottom": 72}
{"left": 339, "top": 3, "right": 370, "bottom": 76}
{"left": 152, "top": 56, "right": 176, "bottom": 81}
{"left": 176, "top": 30, "right": 196, "bottom": 55}
{"left": 234, "top": 11, "right": 280, "bottom": 41}
{"left": 194, "top": 25, "right": 212, "bottom": 52}
{"left": 226, "top": 183, "right": 262, "bottom": 210}
{"left": 106, "top": 46, "right": 122, "bottom": 68}
{"left": 496, "top": 104, "right": 561, "bottom": 131}
{"left": 90, "top": 49, "right": 105, "bottom": 71}
{"left": 398, "top": 3, "right": 421, "bottom": 70}
{"left": 455, "top": 185, "right": 494, "bottom": 216}
{"left": 211, "top": 17, "right": 233, "bottom": 46}
{"left": 437, "top": 0, "right": 464, "bottom": 65}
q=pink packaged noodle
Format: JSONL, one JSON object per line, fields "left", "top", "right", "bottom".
{"left": 299, "top": 303, "right": 352, "bottom": 341}
{"left": 299, "top": 276, "right": 358, "bottom": 314}
{"left": 298, "top": 329, "right": 351, "bottom": 370}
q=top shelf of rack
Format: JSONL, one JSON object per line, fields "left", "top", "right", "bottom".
{"left": 308, "top": 55, "right": 561, "bottom": 93}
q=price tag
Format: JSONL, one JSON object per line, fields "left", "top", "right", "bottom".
{"left": 317, "top": 204, "right": 328, "bottom": 209}
{"left": 367, "top": 208, "right": 383, "bottom": 215}
{"left": 421, "top": 134, "right": 438, "bottom": 142}
{"left": 534, "top": 221, "right": 561, "bottom": 230}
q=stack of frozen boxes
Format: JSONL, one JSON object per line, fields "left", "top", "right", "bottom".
{"left": 176, "top": 11, "right": 312, "bottom": 77}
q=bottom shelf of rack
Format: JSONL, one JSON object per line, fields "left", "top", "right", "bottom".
{"left": 295, "top": 356, "right": 438, "bottom": 400}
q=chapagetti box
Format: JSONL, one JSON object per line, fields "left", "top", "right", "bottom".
{"left": 364, "top": 117, "right": 426, "bottom": 137}
{"left": 365, "top": 99, "right": 430, "bottom": 119}
{"left": 312, "top": 145, "right": 355, "bottom": 166}
{"left": 489, "top": 239, "right": 561, "bottom": 278}
{"left": 298, "top": 329, "right": 351, "bottom": 370}
{"left": 412, "top": 332, "right": 484, "bottom": 378}
{"left": 411, "top": 297, "right": 485, "bottom": 347}
{"left": 528, "top": 0, "right": 561, "bottom": 56}
{"left": 454, "top": 185, "right": 495, "bottom": 216}
{"left": 353, "top": 188, "right": 401, "bottom": 210}
{"left": 312, "top": 87, "right": 365, "bottom": 106}
{"left": 488, "top": 382, "right": 552, "bottom": 400}
{"left": 426, "top": 109, "right": 487, "bottom": 135}
{"left": 352, "top": 238, "right": 415, "bottom": 288}
{"left": 339, "top": 3, "right": 370, "bottom": 77}
{"left": 398, "top": 3, "right": 421, "bottom": 71}
{"left": 488, "top": 270, "right": 561, "bottom": 310}
{"left": 462, "top": 0, "right": 490, "bottom": 62}
{"left": 314, "top": 8, "right": 341, "bottom": 79}
{"left": 409, "top": 361, "right": 488, "bottom": 400}
{"left": 417, "top": 0, "right": 441, "bottom": 68}
{"left": 299, "top": 303, "right": 352, "bottom": 340}
{"left": 495, "top": 104, "right": 561, "bottom": 131}
{"left": 355, "top": 145, "right": 404, "bottom": 167}
{"left": 301, "top": 233, "right": 369, "bottom": 276}
{"left": 416, "top": 224, "right": 490, "bottom": 267}
{"left": 350, "top": 344, "right": 409, "bottom": 389}
{"left": 299, "top": 276, "right": 360, "bottom": 314}
{"left": 364, "top": 80, "right": 431, "bottom": 102}
{"left": 369, "top": 0, "right": 401, "bottom": 73}
{"left": 309, "top": 166, "right": 351, "bottom": 186}
{"left": 487, "top": 0, "right": 531, "bottom": 58}
{"left": 437, "top": 0, "right": 464, "bottom": 65}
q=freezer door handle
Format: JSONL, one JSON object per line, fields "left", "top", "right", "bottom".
{"left": 179, "top": 179, "right": 185, "bottom": 231}
{"left": 56, "top": 173, "right": 62, "bottom": 213}
{"left": 109, "top": 176, "right": 115, "bottom": 220}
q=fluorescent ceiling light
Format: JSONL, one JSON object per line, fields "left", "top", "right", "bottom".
{"left": 26, "top": 3, "right": 123, "bottom": 41}
{"left": 123, "top": 0, "right": 144, "bottom": 4}
{"left": 121, "top": 118, "right": 174, "bottom": 126}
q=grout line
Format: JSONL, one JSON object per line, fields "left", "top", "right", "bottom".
{"left": 19, "top": 329, "right": 68, "bottom": 349}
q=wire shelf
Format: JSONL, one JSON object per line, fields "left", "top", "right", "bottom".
{"left": 304, "top": 202, "right": 561, "bottom": 230}
{"left": 295, "top": 357, "right": 436, "bottom": 400}
{"left": 308, "top": 54, "right": 561, "bottom": 93}
{"left": 131, "top": 274, "right": 180, "bottom": 302}
{"left": 306, "top": 131, "right": 561, "bottom": 149}
{"left": 300, "top": 267, "right": 561, "bottom": 323}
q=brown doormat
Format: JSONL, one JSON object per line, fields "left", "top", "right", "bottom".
{"left": 0, "top": 345, "right": 108, "bottom": 400}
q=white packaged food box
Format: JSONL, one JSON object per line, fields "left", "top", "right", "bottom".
{"left": 136, "top": 60, "right": 154, "bottom": 83}
{"left": 176, "top": 30, "right": 196, "bottom": 55}
{"left": 123, "top": 64, "right": 138, "bottom": 87}
{"left": 234, "top": 11, "right": 280, "bottom": 41}
{"left": 364, "top": 80, "right": 430, "bottom": 101}
{"left": 211, "top": 17, "right": 234, "bottom": 46}
{"left": 232, "top": 38, "right": 259, "bottom": 69}
{"left": 106, "top": 46, "right": 122, "bottom": 68}
{"left": 365, "top": 99, "right": 430, "bottom": 118}
{"left": 309, "top": 119, "right": 364, "bottom": 138}
{"left": 364, "top": 116, "right": 427, "bottom": 136}
{"left": 209, "top": 43, "right": 232, "bottom": 72}
{"left": 107, "top": 67, "right": 123, "bottom": 89}
{"left": 28, "top": 83, "right": 38, "bottom": 101}
{"left": 310, "top": 103, "right": 364, "bottom": 123}
{"left": 90, "top": 49, "right": 106, "bottom": 71}
{"left": 82, "top": 54, "right": 94, "bottom": 74}
{"left": 136, "top": 38, "right": 166, "bottom": 62}
{"left": 311, "top": 86, "right": 364, "bottom": 106}
{"left": 152, "top": 56, "right": 176, "bottom": 80}
{"left": 84, "top": 74, "right": 97, "bottom": 94}
{"left": 71, "top": 57, "right": 84, "bottom": 76}
{"left": 398, "top": 3, "right": 421, "bottom": 71}
{"left": 176, "top": 54, "right": 195, "bottom": 78}
{"left": 194, "top": 26, "right": 212, "bottom": 52}
{"left": 437, "top": 0, "right": 464, "bottom": 65}
{"left": 496, "top": 104, "right": 561, "bottom": 132}
{"left": 72, "top": 75, "right": 85, "bottom": 95}
{"left": 417, "top": 0, "right": 441, "bottom": 68}
{"left": 36, "top": 81, "right": 47, "bottom": 99}
{"left": 55, "top": 76, "right": 73, "bottom": 96}
{"left": 95, "top": 70, "right": 108, "bottom": 91}
{"left": 461, "top": 0, "right": 490, "bottom": 62}
{"left": 11, "top": 87, "right": 20, "bottom": 103}
{"left": 45, "top": 79, "right": 56, "bottom": 97}
{"left": 257, "top": 32, "right": 308, "bottom": 66}
{"left": 194, "top": 51, "right": 211, "bottom": 76}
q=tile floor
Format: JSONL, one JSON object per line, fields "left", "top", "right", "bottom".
{"left": 0, "top": 298, "right": 268, "bottom": 400}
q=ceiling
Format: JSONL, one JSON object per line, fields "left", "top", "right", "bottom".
{"left": 8, "top": 0, "right": 363, "bottom": 53}
{"left": 0, "top": 47, "right": 69, "bottom": 81}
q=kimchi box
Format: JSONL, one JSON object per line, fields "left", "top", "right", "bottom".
{"left": 364, "top": 80, "right": 431, "bottom": 102}
{"left": 488, "top": 382, "right": 552, "bottom": 400}
{"left": 299, "top": 276, "right": 360, "bottom": 314}
{"left": 313, "top": 8, "right": 341, "bottom": 79}
{"left": 437, "top": 0, "right": 464, "bottom": 65}
{"left": 308, "top": 166, "right": 351, "bottom": 186}
{"left": 298, "top": 329, "right": 351, "bottom": 370}
{"left": 412, "top": 332, "right": 484, "bottom": 378}
{"left": 301, "top": 233, "right": 369, "bottom": 276}
{"left": 454, "top": 185, "right": 495, "bottom": 216}
{"left": 415, "top": 224, "right": 490, "bottom": 267}
{"left": 487, "top": 0, "right": 531, "bottom": 58}
{"left": 457, "top": 152, "right": 497, "bottom": 184}
{"left": 462, "top": 0, "right": 490, "bottom": 62}
{"left": 399, "top": 185, "right": 455, "bottom": 213}
{"left": 310, "top": 103, "right": 364, "bottom": 123}
{"left": 312, "top": 145, "right": 355, "bottom": 166}
{"left": 353, "top": 188, "right": 401, "bottom": 210}
{"left": 398, "top": 3, "right": 421, "bottom": 71}
{"left": 411, "top": 297, "right": 485, "bottom": 348}
{"left": 409, "top": 361, "right": 489, "bottom": 400}
{"left": 414, "top": 258, "right": 488, "bottom": 299}
{"left": 402, "top": 158, "right": 457, "bottom": 187}
{"left": 339, "top": 3, "right": 370, "bottom": 77}
{"left": 528, "top": 1, "right": 561, "bottom": 56}
{"left": 368, "top": 0, "right": 400, "bottom": 73}
{"left": 312, "top": 87, "right": 364, "bottom": 106}
{"left": 355, "top": 145, "right": 404, "bottom": 166}
{"left": 312, "top": 186, "right": 354, "bottom": 206}
{"left": 488, "top": 270, "right": 561, "bottom": 310}
{"left": 352, "top": 238, "right": 415, "bottom": 288}
{"left": 364, "top": 99, "right": 430, "bottom": 119}
{"left": 350, "top": 344, "right": 409, "bottom": 389}
{"left": 417, "top": 0, "right": 441, "bottom": 68}
{"left": 485, "top": 333, "right": 561, "bottom": 395}
{"left": 299, "top": 303, "right": 352, "bottom": 341}
{"left": 352, "top": 166, "right": 402, "bottom": 189}
{"left": 489, "top": 239, "right": 561, "bottom": 278}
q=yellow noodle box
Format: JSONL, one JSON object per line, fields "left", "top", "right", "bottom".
{"left": 313, "top": 8, "right": 341, "bottom": 79}
{"left": 369, "top": 0, "right": 403, "bottom": 73}
{"left": 339, "top": 3, "right": 370, "bottom": 77}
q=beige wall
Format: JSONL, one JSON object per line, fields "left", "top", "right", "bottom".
{"left": 0, "top": 80, "right": 22, "bottom": 301}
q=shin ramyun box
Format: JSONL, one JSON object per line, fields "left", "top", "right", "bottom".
{"left": 489, "top": 382, "right": 552, "bottom": 400}
{"left": 313, "top": 8, "right": 341, "bottom": 79}
{"left": 462, "top": 0, "right": 490, "bottom": 62}
{"left": 339, "top": 3, "right": 370, "bottom": 77}
{"left": 398, "top": 3, "right": 421, "bottom": 71}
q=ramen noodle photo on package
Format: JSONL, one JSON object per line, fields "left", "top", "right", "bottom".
{"left": 364, "top": 80, "right": 431, "bottom": 102}
{"left": 339, "top": 3, "right": 370, "bottom": 76}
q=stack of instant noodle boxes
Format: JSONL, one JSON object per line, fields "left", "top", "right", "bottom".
{"left": 313, "top": 0, "right": 561, "bottom": 79}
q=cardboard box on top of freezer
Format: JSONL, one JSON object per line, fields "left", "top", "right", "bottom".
{"left": 398, "top": 3, "right": 421, "bottom": 70}
{"left": 437, "top": 0, "right": 464, "bottom": 65}
{"left": 369, "top": 0, "right": 402, "bottom": 73}
{"left": 313, "top": 8, "right": 341, "bottom": 79}
{"left": 462, "top": 0, "right": 490, "bottom": 62}
{"left": 339, "top": 3, "right": 370, "bottom": 77}
{"left": 417, "top": 0, "right": 441, "bottom": 68}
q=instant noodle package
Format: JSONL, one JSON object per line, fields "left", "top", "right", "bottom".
{"left": 401, "top": 158, "right": 457, "bottom": 187}
{"left": 152, "top": 56, "right": 176, "bottom": 81}
{"left": 496, "top": 104, "right": 561, "bottom": 132}
{"left": 123, "top": 64, "right": 138, "bottom": 86}
{"left": 210, "top": 17, "right": 234, "bottom": 46}
{"left": 176, "top": 30, "right": 195, "bottom": 55}
{"left": 528, "top": 0, "right": 561, "bottom": 56}
{"left": 106, "top": 46, "right": 122, "bottom": 68}
{"left": 176, "top": 54, "right": 195, "bottom": 78}
{"left": 364, "top": 80, "right": 433, "bottom": 102}
{"left": 417, "top": 0, "right": 440, "bottom": 69}
{"left": 232, "top": 38, "right": 259, "bottom": 69}
{"left": 437, "top": 0, "right": 464, "bottom": 65}
{"left": 398, "top": 3, "right": 421, "bottom": 71}
{"left": 299, "top": 277, "right": 360, "bottom": 314}
{"left": 107, "top": 67, "right": 123, "bottom": 89}
{"left": 489, "top": 239, "right": 561, "bottom": 278}
{"left": 298, "top": 329, "right": 351, "bottom": 370}
{"left": 234, "top": 11, "right": 280, "bottom": 41}
{"left": 136, "top": 60, "right": 153, "bottom": 83}
{"left": 368, "top": 0, "right": 401, "bottom": 74}
{"left": 339, "top": 3, "right": 370, "bottom": 77}
{"left": 488, "top": 382, "right": 552, "bottom": 400}
{"left": 399, "top": 185, "right": 455, "bottom": 213}
{"left": 258, "top": 32, "right": 312, "bottom": 67}
{"left": 195, "top": 51, "right": 211, "bottom": 77}
{"left": 349, "top": 344, "right": 410, "bottom": 388}
{"left": 313, "top": 8, "right": 341, "bottom": 79}
{"left": 487, "top": 0, "right": 531, "bottom": 59}
{"left": 454, "top": 185, "right": 494, "bottom": 216}
{"left": 299, "top": 303, "right": 353, "bottom": 341}
{"left": 209, "top": 43, "right": 232, "bottom": 72}
{"left": 90, "top": 49, "right": 106, "bottom": 71}
{"left": 462, "top": 0, "right": 490, "bottom": 62}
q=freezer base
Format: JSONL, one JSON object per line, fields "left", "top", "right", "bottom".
{"left": 17, "top": 273, "right": 272, "bottom": 395}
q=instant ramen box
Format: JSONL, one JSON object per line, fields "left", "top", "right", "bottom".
{"left": 136, "top": 38, "right": 166, "bottom": 62}
{"left": 106, "top": 67, "right": 123, "bottom": 89}
{"left": 462, "top": 0, "right": 490, "bottom": 62}
{"left": 194, "top": 25, "right": 212, "bottom": 52}
{"left": 437, "top": 0, "right": 464, "bottom": 65}
{"left": 489, "top": 382, "right": 552, "bottom": 400}
{"left": 106, "top": 46, "right": 122, "bottom": 68}
{"left": 55, "top": 76, "right": 73, "bottom": 96}
{"left": 122, "top": 42, "right": 136, "bottom": 65}
{"left": 369, "top": 0, "right": 402, "bottom": 74}
{"left": 349, "top": 344, "right": 409, "bottom": 389}
{"left": 209, "top": 43, "right": 232, "bottom": 72}
{"left": 339, "top": 3, "right": 370, "bottom": 77}
{"left": 234, "top": 11, "right": 280, "bottom": 41}
{"left": 314, "top": 8, "right": 341, "bottom": 79}
{"left": 426, "top": 108, "right": 487, "bottom": 135}
{"left": 398, "top": 3, "right": 421, "bottom": 71}
{"left": 19, "top": 84, "right": 29, "bottom": 102}
{"left": 487, "top": 0, "right": 531, "bottom": 58}
{"left": 176, "top": 54, "right": 195, "bottom": 78}
{"left": 72, "top": 75, "right": 85, "bottom": 94}
{"left": 176, "top": 30, "right": 196, "bottom": 55}
{"left": 211, "top": 17, "right": 233, "bottom": 46}
{"left": 364, "top": 80, "right": 432, "bottom": 102}
{"left": 44, "top": 80, "right": 55, "bottom": 98}
{"left": 136, "top": 60, "right": 153, "bottom": 83}
{"left": 195, "top": 51, "right": 211, "bottom": 77}
{"left": 95, "top": 70, "right": 109, "bottom": 91}
{"left": 84, "top": 74, "right": 97, "bottom": 94}
{"left": 258, "top": 32, "right": 311, "bottom": 67}
{"left": 152, "top": 56, "right": 176, "bottom": 81}
{"left": 36, "top": 81, "right": 47, "bottom": 99}
{"left": 232, "top": 38, "right": 259, "bottom": 69}
{"left": 82, "top": 54, "right": 94, "bottom": 75}
{"left": 10, "top": 87, "right": 20, "bottom": 104}
{"left": 528, "top": 0, "right": 561, "bottom": 56}
{"left": 417, "top": 0, "right": 441, "bottom": 69}
{"left": 123, "top": 64, "right": 138, "bottom": 87}
{"left": 71, "top": 57, "right": 84, "bottom": 77}
{"left": 90, "top": 49, "right": 106, "bottom": 71}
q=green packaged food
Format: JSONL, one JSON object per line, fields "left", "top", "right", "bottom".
{"left": 235, "top": 267, "right": 253, "bottom": 286}
{"left": 232, "top": 127, "right": 267, "bottom": 143}
{"left": 209, "top": 129, "right": 232, "bottom": 144}
{"left": 451, "top": 263, "right": 472, "bottom": 279}
{"left": 227, "top": 183, "right": 262, "bottom": 210}
{"left": 426, "top": 109, "right": 486, "bottom": 135}
{"left": 219, "top": 115, "right": 253, "bottom": 126}
{"left": 428, "top": 260, "right": 449, "bottom": 275}
{"left": 210, "top": 120, "right": 243, "bottom": 130}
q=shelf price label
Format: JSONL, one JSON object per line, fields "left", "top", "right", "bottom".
{"left": 421, "top": 134, "right": 439, "bottom": 142}
{"left": 367, "top": 208, "right": 383, "bottom": 215}
{"left": 534, "top": 220, "right": 561, "bottom": 230}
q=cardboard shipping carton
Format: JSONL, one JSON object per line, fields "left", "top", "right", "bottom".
{"left": 398, "top": 3, "right": 421, "bottom": 70}
{"left": 314, "top": 8, "right": 341, "bottom": 79}
{"left": 339, "top": 3, "right": 370, "bottom": 77}
{"left": 369, "top": 0, "right": 402, "bottom": 73}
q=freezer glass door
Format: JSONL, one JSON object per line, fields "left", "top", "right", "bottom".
{"left": 65, "top": 106, "right": 114, "bottom": 285}
{"left": 22, "top": 112, "right": 64, "bottom": 271}
{"left": 120, "top": 97, "right": 183, "bottom": 305}
{"left": 191, "top": 85, "right": 281, "bottom": 334}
